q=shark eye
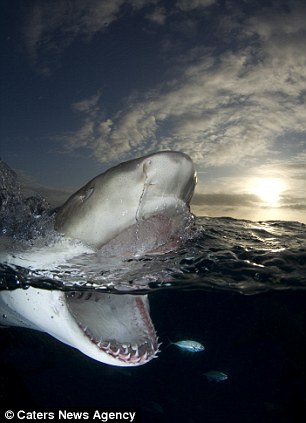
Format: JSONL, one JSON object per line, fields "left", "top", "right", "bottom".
{"left": 80, "top": 187, "right": 94, "bottom": 202}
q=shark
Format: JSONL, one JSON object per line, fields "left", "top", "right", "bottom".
{"left": 0, "top": 151, "right": 196, "bottom": 366}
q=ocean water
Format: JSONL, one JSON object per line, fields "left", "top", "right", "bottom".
{"left": 1, "top": 160, "right": 306, "bottom": 422}
{"left": 1, "top": 215, "right": 306, "bottom": 422}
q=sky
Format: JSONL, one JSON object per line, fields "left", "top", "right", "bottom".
{"left": 1, "top": 0, "right": 306, "bottom": 223}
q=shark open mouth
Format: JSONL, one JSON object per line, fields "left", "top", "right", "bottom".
{"left": 65, "top": 291, "right": 159, "bottom": 365}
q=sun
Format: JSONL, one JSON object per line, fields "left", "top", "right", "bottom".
{"left": 251, "top": 178, "right": 285, "bottom": 204}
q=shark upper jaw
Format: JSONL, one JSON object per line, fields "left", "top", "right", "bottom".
{"left": 65, "top": 291, "right": 160, "bottom": 366}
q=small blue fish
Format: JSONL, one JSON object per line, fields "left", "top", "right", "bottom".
{"left": 203, "top": 370, "right": 228, "bottom": 382}
{"left": 170, "top": 339, "right": 205, "bottom": 352}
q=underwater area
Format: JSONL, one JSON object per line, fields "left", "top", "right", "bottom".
{"left": 1, "top": 286, "right": 306, "bottom": 423}
{"left": 1, "top": 160, "right": 306, "bottom": 422}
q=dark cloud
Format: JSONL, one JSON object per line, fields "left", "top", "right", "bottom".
{"left": 23, "top": 0, "right": 158, "bottom": 73}
{"left": 192, "top": 192, "right": 259, "bottom": 207}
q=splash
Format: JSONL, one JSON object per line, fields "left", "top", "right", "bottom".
{"left": 1, "top": 217, "right": 306, "bottom": 295}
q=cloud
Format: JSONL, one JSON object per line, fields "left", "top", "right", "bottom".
{"left": 247, "top": 1, "right": 306, "bottom": 40}
{"left": 192, "top": 192, "right": 258, "bottom": 207}
{"left": 176, "top": 0, "right": 216, "bottom": 11}
{"left": 23, "top": 0, "right": 157, "bottom": 73}
{"left": 72, "top": 93, "right": 101, "bottom": 113}
{"left": 145, "top": 6, "right": 167, "bottom": 25}
{"left": 61, "top": 51, "right": 306, "bottom": 167}
{"left": 50, "top": 0, "right": 306, "bottom": 175}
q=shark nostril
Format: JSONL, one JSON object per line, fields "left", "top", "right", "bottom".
{"left": 143, "top": 159, "right": 152, "bottom": 175}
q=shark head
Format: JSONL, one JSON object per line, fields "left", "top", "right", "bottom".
{"left": 54, "top": 151, "right": 196, "bottom": 249}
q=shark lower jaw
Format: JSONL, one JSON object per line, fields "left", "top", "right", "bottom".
{"left": 65, "top": 292, "right": 160, "bottom": 366}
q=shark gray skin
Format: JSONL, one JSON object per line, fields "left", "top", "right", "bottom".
{"left": 0, "top": 151, "right": 196, "bottom": 366}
